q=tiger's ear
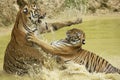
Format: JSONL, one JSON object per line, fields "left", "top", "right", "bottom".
{"left": 17, "top": 0, "right": 27, "bottom": 9}
{"left": 82, "top": 39, "right": 85, "bottom": 45}
{"left": 82, "top": 32, "right": 85, "bottom": 45}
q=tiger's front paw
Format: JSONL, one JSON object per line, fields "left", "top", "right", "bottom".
{"left": 26, "top": 32, "right": 38, "bottom": 43}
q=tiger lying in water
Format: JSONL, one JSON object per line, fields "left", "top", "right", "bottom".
{"left": 27, "top": 28, "right": 120, "bottom": 74}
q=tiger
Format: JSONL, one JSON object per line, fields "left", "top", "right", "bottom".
{"left": 27, "top": 28, "right": 120, "bottom": 74}
{"left": 3, "top": 0, "right": 47, "bottom": 75}
{"left": 3, "top": 0, "right": 82, "bottom": 75}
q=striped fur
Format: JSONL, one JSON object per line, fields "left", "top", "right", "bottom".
{"left": 27, "top": 28, "right": 120, "bottom": 74}
{"left": 3, "top": 0, "right": 82, "bottom": 75}
{"left": 71, "top": 49, "right": 120, "bottom": 74}
{"left": 51, "top": 28, "right": 120, "bottom": 74}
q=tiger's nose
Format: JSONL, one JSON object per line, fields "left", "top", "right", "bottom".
{"left": 39, "top": 12, "right": 46, "bottom": 19}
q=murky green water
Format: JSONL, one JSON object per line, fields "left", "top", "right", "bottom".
{"left": 0, "top": 16, "right": 120, "bottom": 80}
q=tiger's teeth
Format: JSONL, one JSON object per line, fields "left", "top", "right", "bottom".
{"left": 71, "top": 42, "right": 76, "bottom": 44}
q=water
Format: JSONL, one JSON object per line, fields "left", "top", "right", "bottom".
{"left": 0, "top": 16, "right": 120, "bottom": 80}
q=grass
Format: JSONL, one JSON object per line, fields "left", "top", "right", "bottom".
{"left": 0, "top": 15, "right": 120, "bottom": 80}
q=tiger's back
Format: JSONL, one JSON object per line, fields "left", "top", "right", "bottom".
{"left": 70, "top": 49, "right": 120, "bottom": 74}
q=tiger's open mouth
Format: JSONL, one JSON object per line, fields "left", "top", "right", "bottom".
{"left": 22, "top": 3, "right": 46, "bottom": 33}
{"left": 70, "top": 40, "right": 82, "bottom": 47}
{"left": 24, "top": 14, "right": 45, "bottom": 33}
{"left": 70, "top": 40, "right": 81, "bottom": 45}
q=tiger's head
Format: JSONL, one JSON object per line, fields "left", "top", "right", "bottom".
{"left": 66, "top": 28, "right": 85, "bottom": 47}
{"left": 16, "top": 0, "right": 46, "bottom": 32}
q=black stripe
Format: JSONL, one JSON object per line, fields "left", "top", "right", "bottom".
{"left": 7, "top": 59, "right": 28, "bottom": 75}
{"left": 93, "top": 54, "right": 98, "bottom": 72}
{"left": 31, "top": 11, "right": 34, "bottom": 18}
{"left": 97, "top": 57, "right": 101, "bottom": 65}
{"left": 6, "top": 60, "right": 16, "bottom": 72}
{"left": 8, "top": 53, "right": 27, "bottom": 70}
{"left": 23, "top": 24, "right": 31, "bottom": 32}
{"left": 90, "top": 52, "right": 95, "bottom": 72}
{"left": 83, "top": 51, "right": 89, "bottom": 65}
{"left": 78, "top": 50, "right": 86, "bottom": 64}
{"left": 10, "top": 53, "right": 25, "bottom": 65}
{"left": 107, "top": 65, "right": 112, "bottom": 73}
{"left": 45, "top": 22, "right": 48, "bottom": 30}
{"left": 85, "top": 61, "right": 89, "bottom": 70}
{"left": 104, "top": 61, "right": 108, "bottom": 69}
{"left": 109, "top": 66, "right": 113, "bottom": 73}
{"left": 101, "top": 59, "right": 105, "bottom": 72}
{"left": 105, "top": 64, "right": 111, "bottom": 73}
{"left": 97, "top": 58, "right": 104, "bottom": 72}
{"left": 103, "top": 61, "right": 109, "bottom": 72}
{"left": 94, "top": 56, "right": 99, "bottom": 72}
{"left": 88, "top": 52, "right": 93, "bottom": 73}
{"left": 101, "top": 59, "right": 105, "bottom": 65}
{"left": 7, "top": 66, "right": 14, "bottom": 73}
{"left": 85, "top": 51, "right": 91, "bottom": 72}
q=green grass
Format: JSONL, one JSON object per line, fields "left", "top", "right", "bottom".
{"left": 0, "top": 16, "right": 120, "bottom": 80}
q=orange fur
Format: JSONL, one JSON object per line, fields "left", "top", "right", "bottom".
{"left": 3, "top": 0, "right": 46, "bottom": 75}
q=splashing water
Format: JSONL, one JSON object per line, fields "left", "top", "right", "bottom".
{"left": 15, "top": 61, "right": 120, "bottom": 80}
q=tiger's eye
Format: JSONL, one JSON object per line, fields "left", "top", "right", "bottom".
{"left": 23, "top": 8, "right": 28, "bottom": 13}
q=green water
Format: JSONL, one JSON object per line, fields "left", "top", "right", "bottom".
{"left": 0, "top": 16, "right": 120, "bottom": 80}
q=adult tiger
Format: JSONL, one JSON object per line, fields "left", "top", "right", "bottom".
{"left": 27, "top": 28, "right": 120, "bottom": 74}
{"left": 3, "top": 0, "right": 82, "bottom": 75}
{"left": 3, "top": 0, "right": 47, "bottom": 75}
